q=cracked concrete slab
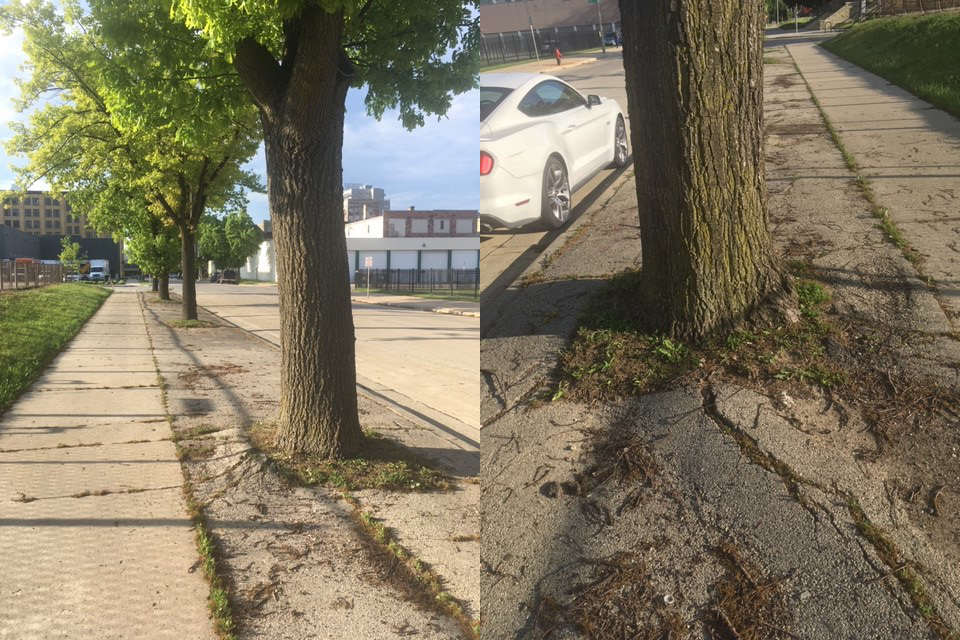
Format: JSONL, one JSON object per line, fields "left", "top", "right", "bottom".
{"left": 0, "top": 288, "right": 215, "bottom": 640}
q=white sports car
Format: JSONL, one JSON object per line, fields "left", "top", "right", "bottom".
{"left": 480, "top": 72, "right": 628, "bottom": 229}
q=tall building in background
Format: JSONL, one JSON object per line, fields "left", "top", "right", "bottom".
{"left": 343, "top": 184, "right": 390, "bottom": 223}
{"left": 1, "top": 190, "right": 106, "bottom": 239}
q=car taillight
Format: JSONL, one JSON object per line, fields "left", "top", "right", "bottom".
{"left": 480, "top": 152, "right": 494, "bottom": 176}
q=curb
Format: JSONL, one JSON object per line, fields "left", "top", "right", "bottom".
{"left": 350, "top": 297, "right": 480, "bottom": 318}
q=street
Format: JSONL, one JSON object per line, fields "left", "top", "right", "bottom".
{"left": 480, "top": 55, "right": 632, "bottom": 305}
{"left": 173, "top": 282, "right": 480, "bottom": 449}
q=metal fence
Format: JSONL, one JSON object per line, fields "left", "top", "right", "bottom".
{"left": 480, "top": 23, "right": 619, "bottom": 66}
{"left": 354, "top": 268, "right": 480, "bottom": 297}
{"left": 859, "top": 0, "right": 960, "bottom": 16}
{"left": 0, "top": 261, "right": 64, "bottom": 291}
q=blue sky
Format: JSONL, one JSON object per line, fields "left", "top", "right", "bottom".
{"left": 0, "top": 27, "right": 478, "bottom": 227}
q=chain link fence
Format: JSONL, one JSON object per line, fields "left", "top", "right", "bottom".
{"left": 0, "top": 260, "right": 64, "bottom": 291}
{"left": 354, "top": 268, "right": 480, "bottom": 298}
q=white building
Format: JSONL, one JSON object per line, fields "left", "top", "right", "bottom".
{"left": 240, "top": 235, "right": 479, "bottom": 284}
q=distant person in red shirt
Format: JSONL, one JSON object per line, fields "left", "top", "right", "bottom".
{"left": 554, "top": 47, "right": 562, "bottom": 66}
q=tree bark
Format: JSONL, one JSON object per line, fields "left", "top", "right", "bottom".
{"left": 179, "top": 226, "right": 198, "bottom": 320}
{"left": 235, "top": 7, "right": 363, "bottom": 457}
{"left": 159, "top": 273, "right": 169, "bottom": 300}
{"left": 152, "top": 275, "right": 159, "bottom": 293}
{"left": 619, "top": 0, "right": 790, "bottom": 342}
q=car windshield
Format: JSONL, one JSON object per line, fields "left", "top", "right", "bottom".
{"left": 481, "top": 87, "right": 512, "bottom": 122}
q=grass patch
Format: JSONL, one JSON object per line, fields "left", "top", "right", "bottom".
{"left": 778, "top": 15, "right": 814, "bottom": 30}
{"left": 249, "top": 425, "right": 451, "bottom": 493}
{"left": 0, "top": 284, "right": 110, "bottom": 414}
{"left": 358, "top": 289, "right": 478, "bottom": 302}
{"left": 176, "top": 441, "right": 217, "bottom": 462}
{"left": 190, "top": 497, "right": 237, "bottom": 640}
{"left": 822, "top": 12, "right": 960, "bottom": 119}
{"left": 166, "top": 319, "right": 217, "bottom": 329}
{"left": 173, "top": 424, "right": 222, "bottom": 442}
{"left": 764, "top": 56, "right": 785, "bottom": 64}
{"left": 555, "top": 269, "right": 842, "bottom": 403}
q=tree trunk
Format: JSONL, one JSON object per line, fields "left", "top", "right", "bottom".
{"left": 152, "top": 275, "right": 159, "bottom": 293}
{"left": 159, "top": 273, "right": 169, "bottom": 300}
{"left": 619, "top": 0, "right": 790, "bottom": 342}
{"left": 236, "top": 7, "right": 363, "bottom": 457}
{"left": 179, "top": 226, "right": 198, "bottom": 321}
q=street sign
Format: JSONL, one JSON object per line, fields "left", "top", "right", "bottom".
{"left": 364, "top": 256, "right": 373, "bottom": 268}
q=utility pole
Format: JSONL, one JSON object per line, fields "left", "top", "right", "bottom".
{"left": 596, "top": 0, "right": 607, "bottom": 53}
{"left": 528, "top": 16, "right": 542, "bottom": 72}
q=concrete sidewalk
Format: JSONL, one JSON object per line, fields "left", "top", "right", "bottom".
{"left": 0, "top": 288, "right": 213, "bottom": 639}
{"left": 788, "top": 42, "right": 960, "bottom": 326}
{"left": 350, "top": 291, "right": 480, "bottom": 318}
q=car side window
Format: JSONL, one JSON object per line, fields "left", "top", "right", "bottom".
{"left": 518, "top": 81, "right": 586, "bottom": 118}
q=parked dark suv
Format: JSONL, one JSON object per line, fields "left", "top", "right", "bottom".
{"left": 218, "top": 269, "right": 239, "bottom": 284}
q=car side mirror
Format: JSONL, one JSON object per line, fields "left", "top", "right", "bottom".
{"left": 587, "top": 95, "right": 601, "bottom": 108}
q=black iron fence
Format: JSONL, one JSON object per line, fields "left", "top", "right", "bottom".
{"left": 481, "top": 23, "right": 619, "bottom": 66}
{"left": 354, "top": 268, "right": 480, "bottom": 298}
{"left": 0, "top": 260, "right": 64, "bottom": 290}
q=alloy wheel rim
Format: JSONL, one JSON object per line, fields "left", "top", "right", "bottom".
{"left": 615, "top": 119, "right": 627, "bottom": 164}
{"left": 547, "top": 163, "right": 570, "bottom": 222}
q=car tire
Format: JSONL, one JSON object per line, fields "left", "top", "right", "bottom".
{"left": 540, "top": 156, "right": 571, "bottom": 229}
{"left": 611, "top": 115, "right": 628, "bottom": 168}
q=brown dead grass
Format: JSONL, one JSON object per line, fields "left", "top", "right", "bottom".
{"left": 536, "top": 551, "right": 686, "bottom": 640}
{"left": 710, "top": 543, "right": 793, "bottom": 640}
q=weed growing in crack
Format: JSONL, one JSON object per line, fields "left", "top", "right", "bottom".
{"left": 352, "top": 509, "right": 475, "bottom": 638}
{"left": 847, "top": 498, "right": 957, "bottom": 640}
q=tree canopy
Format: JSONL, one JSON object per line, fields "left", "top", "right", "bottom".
{"left": 171, "top": 0, "right": 478, "bottom": 129}
{"left": 2, "top": 0, "right": 262, "bottom": 318}
{"left": 58, "top": 236, "right": 86, "bottom": 273}
{"left": 198, "top": 211, "right": 263, "bottom": 270}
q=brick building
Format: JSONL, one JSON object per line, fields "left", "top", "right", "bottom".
{"left": 2, "top": 190, "right": 106, "bottom": 239}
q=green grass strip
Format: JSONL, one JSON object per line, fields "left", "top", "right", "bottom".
{"left": 822, "top": 12, "right": 960, "bottom": 119}
{"left": 0, "top": 284, "right": 111, "bottom": 414}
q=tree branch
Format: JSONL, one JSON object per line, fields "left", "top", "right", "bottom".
{"left": 233, "top": 37, "right": 286, "bottom": 113}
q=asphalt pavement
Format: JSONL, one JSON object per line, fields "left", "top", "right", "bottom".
{"left": 172, "top": 282, "right": 480, "bottom": 451}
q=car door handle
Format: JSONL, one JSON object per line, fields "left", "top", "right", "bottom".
{"left": 566, "top": 124, "right": 577, "bottom": 129}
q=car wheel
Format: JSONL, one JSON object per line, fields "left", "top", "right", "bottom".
{"left": 612, "top": 115, "right": 628, "bottom": 168}
{"left": 540, "top": 157, "right": 571, "bottom": 229}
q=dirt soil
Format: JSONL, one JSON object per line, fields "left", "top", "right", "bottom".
{"left": 140, "top": 295, "right": 478, "bottom": 639}
{"left": 480, "top": 53, "right": 960, "bottom": 639}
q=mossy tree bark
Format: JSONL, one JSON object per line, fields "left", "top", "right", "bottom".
{"left": 619, "top": 0, "right": 790, "bottom": 342}
{"left": 234, "top": 6, "right": 364, "bottom": 457}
